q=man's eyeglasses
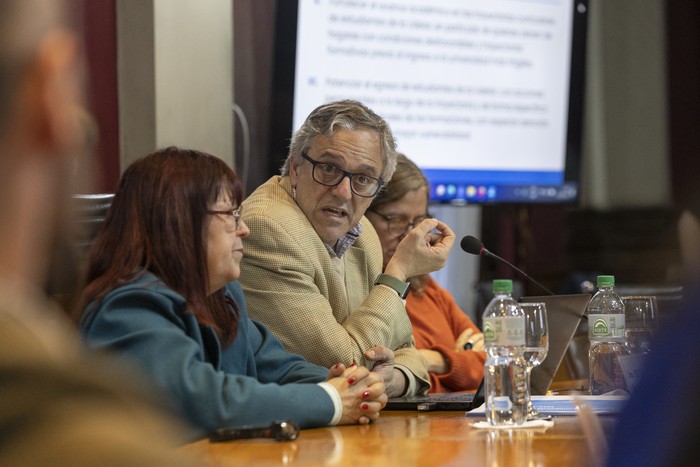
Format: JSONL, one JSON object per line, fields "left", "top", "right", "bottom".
{"left": 368, "top": 210, "right": 429, "bottom": 236}
{"left": 301, "top": 153, "right": 384, "bottom": 198}
{"left": 207, "top": 205, "right": 243, "bottom": 231}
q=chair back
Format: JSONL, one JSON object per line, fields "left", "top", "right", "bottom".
{"left": 72, "top": 194, "right": 114, "bottom": 260}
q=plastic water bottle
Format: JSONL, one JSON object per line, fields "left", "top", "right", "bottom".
{"left": 588, "top": 275, "right": 627, "bottom": 395}
{"left": 483, "top": 279, "right": 528, "bottom": 425}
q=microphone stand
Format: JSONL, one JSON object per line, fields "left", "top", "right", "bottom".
{"left": 481, "top": 248, "right": 555, "bottom": 296}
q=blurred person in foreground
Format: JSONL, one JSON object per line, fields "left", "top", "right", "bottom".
{"left": 240, "top": 99, "right": 456, "bottom": 397}
{"left": 607, "top": 286, "right": 700, "bottom": 467}
{"left": 366, "top": 153, "right": 485, "bottom": 393}
{"left": 607, "top": 192, "right": 700, "bottom": 467}
{"left": 0, "top": 0, "right": 195, "bottom": 464}
{"left": 79, "top": 147, "right": 387, "bottom": 434}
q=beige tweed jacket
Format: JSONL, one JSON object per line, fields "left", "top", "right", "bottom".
{"left": 239, "top": 176, "right": 429, "bottom": 392}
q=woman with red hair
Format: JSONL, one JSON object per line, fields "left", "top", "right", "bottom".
{"left": 79, "top": 147, "right": 386, "bottom": 435}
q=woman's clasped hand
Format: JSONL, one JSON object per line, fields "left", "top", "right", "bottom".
{"left": 327, "top": 362, "right": 388, "bottom": 425}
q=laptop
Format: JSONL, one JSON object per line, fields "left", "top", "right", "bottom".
{"left": 520, "top": 294, "right": 590, "bottom": 395}
{"left": 384, "top": 380, "right": 484, "bottom": 412}
{"left": 385, "top": 294, "right": 590, "bottom": 411}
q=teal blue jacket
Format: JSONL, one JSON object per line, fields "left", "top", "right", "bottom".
{"left": 81, "top": 274, "right": 334, "bottom": 433}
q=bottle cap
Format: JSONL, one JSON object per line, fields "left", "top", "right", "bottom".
{"left": 596, "top": 275, "right": 615, "bottom": 288}
{"left": 492, "top": 279, "right": 513, "bottom": 294}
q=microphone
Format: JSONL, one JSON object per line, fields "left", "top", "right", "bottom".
{"left": 460, "top": 235, "right": 555, "bottom": 296}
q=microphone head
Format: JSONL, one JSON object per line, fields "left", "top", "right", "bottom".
{"left": 460, "top": 235, "right": 484, "bottom": 255}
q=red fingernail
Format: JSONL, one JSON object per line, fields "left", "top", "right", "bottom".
{"left": 348, "top": 376, "right": 357, "bottom": 385}
{"left": 361, "top": 403, "right": 369, "bottom": 411}
{"left": 350, "top": 362, "right": 357, "bottom": 367}
{"left": 362, "top": 391, "right": 370, "bottom": 399}
{"left": 334, "top": 363, "right": 341, "bottom": 370}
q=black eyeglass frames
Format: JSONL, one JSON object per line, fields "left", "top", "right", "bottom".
{"left": 301, "top": 153, "right": 384, "bottom": 198}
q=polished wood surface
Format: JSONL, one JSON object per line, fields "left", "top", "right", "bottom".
{"left": 549, "top": 378, "right": 589, "bottom": 393}
{"left": 180, "top": 410, "right": 616, "bottom": 466}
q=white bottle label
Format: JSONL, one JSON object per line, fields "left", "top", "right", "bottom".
{"left": 483, "top": 316, "right": 525, "bottom": 346}
{"left": 588, "top": 313, "right": 626, "bottom": 339}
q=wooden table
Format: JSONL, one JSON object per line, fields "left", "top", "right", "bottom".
{"left": 180, "top": 410, "right": 617, "bottom": 466}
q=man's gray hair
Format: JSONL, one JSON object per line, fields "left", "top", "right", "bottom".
{"left": 281, "top": 99, "right": 399, "bottom": 183}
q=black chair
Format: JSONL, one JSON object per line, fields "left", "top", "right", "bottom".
{"left": 72, "top": 193, "right": 114, "bottom": 260}
{"left": 45, "top": 194, "right": 113, "bottom": 318}
{"left": 616, "top": 284, "right": 684, "bottom": 326}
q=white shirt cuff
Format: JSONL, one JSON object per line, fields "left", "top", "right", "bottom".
{"left": 317, "top": 382, "right": 342, "bottom": 425}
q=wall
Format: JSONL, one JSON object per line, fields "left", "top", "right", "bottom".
{"left": 116, "top": 0, "right": 234, "bottom": 170}
{"left": 81, "top": 0, "right": 120, "bottom": 192}
{"left": 581, "top": 0, "right": 670, "bottom": 209}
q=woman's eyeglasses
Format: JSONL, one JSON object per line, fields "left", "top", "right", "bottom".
{"left": 207, "top": 205, "right": 243, "bottom": 231}
{"left": 368, "top": 210, "right": 429, "bottom": 236}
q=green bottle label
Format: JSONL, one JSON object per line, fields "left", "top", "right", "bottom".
{"left": 588, "top": 314, "right": 626, "bottom": 340}
{"left": 483, "top": 316, "right": 525, "bottom": 346}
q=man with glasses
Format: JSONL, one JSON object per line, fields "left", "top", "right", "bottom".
{"left": 240, "top": 100, "right": 455, "bottom": 397}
